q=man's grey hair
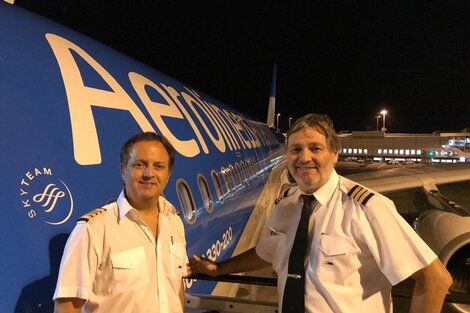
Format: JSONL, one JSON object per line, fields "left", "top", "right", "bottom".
{"left": 286, "top": 113, "right": 341, "bottom": 153}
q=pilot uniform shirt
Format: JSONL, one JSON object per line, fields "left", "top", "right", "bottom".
{"left": 53, "top": 190, "right": 188, "bottom": 313}
{"left": 256, "top": 170, "right": 437, "bottom": 313}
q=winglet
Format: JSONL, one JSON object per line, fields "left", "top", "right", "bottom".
{"left": 266, "top": 63, "right": 277, "bottom": 128}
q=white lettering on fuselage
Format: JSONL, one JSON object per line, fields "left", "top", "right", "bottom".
{"left": 45, "top": 33, "right": 277, "bottom": 165}
{"left": 20, "top": 168, "right": 52, "bottom": 190}
{"left": 203, "top": 226, "right": 233, "bottom": 262}
{"left": 183, "top": 226, "right": 233, "bottom": 290}
{"left": 19, "top": 168, "right": 53, "bottom": 210}
{"left": 18, "top": 167, "right": 74, "bottom": 224}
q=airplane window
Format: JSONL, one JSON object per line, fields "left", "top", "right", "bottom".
{"left": 235, "top": 162, "right": 244, "bottom": 183}
{"left": 243, "top": 160, "right": 250, "bottom": 180}
{"left": 239, "top": 161, "right": 246, "bottom": 181}
{"left": 243, "top": 160, "right": 251, "bottom": 181}
{"left": 248, "top": 158, "right": 254, "bottom": 177}
{"left": 176, "top": 179, "right": 197, "bottom": 224}
{"left": 221, "top": 166, "right": 232, "bottom": 191}
{"left": 251, "top": 157, "right": 258, "bottom": 177}
{"left": 211, "top": 170, "right": 224, "bottom": 203}
{"left": 229, "top": 164, "right": 238, "bottom": 186}
{"left": 197, "top": 174, "right": 213, "bottom": 213}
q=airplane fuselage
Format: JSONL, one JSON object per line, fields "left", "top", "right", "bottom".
{"left": 0, "top": 3, "right": 284, "bottom": 311}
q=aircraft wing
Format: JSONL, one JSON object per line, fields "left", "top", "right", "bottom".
{"left": 344, "top": 163, "right": 470, "bottom": 194}
{"left": 345, "top": 164, "right": 470, "bottom": 313}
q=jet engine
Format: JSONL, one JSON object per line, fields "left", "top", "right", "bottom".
{"left": 413, "top": 189, "right": 470, "bottom": 313}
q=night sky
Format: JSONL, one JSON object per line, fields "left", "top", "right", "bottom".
{"left": 15, "top": 0, "right": 470, "bottom": 133}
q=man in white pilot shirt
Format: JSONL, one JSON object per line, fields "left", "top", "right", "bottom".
{"left": 189, "top": 113, "right": 452, "bottom": 313}
{"left": 53, "top": 132, "right": 188, "bottom": 313}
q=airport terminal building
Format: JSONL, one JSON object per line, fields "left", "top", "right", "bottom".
{"left": 338, "top": 129, "right": 470, "bottom": 163}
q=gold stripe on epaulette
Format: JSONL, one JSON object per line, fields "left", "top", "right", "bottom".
{"left": 348, "top": 185, "right": 374, "bottom": 206}
{"left": 77, "top": 208, "right": 106, "bottom": 223}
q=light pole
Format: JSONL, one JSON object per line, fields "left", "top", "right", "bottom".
{"left": 288, "top": 117, "right": 293, "bottom": 128}
{"left": 374, "top": 115, "right": 381, "bottom": 131}
{"left": 380, "top": 109, "right": 388, "bottom": 132}
{"left": 276, "top": 113, "right": 281, "bottom": 131}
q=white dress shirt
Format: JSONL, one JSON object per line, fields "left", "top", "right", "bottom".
{"left": 54, "top": 190, "right": 188, "bottom": 313}
{"left": 256, "top": 170, "right": 437, "bottom": 313}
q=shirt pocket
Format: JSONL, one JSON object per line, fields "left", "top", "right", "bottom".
{"left": 168, "top": 242, "right": 186, "bottom": 279}
{"left": 318, "top": 234, "right": 355, "bottom": 283}
{"left": 319, "top": 234, "right": 351, "bottom": 257}
{"left": 110, "top": 246, "right": 149, "bottom": 292}
{"left": 268, "top": 232, "right": 288, "bottom": 274}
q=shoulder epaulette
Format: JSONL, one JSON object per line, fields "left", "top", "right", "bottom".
{"left": 347, "top": 184, "right": 375, "bottom": 206}
{"left": 77, "top": 208, "right": 107, "bottom": 223}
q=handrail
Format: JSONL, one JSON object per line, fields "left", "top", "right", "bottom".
{"left": 189, "top": 274, "right": 276, "bottom": 287}
{"left": 188, "top": 274, "right": 470, "bottom": 304}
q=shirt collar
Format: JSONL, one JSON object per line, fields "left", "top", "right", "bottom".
{"left": 117, "top": 190, "right": 136, "bottom": 221}
{"left": 117, "top": 190, "right": 175, "bottom": 221}
{"left": 313, "top": 170, "right": 339, "bottom": 207}
{"left": 157, "top": 196, "right": 175, "bottom": 217}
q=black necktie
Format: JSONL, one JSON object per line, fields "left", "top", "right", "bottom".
{"left": 282, "top": 194, "right": 315, "bottom": 313}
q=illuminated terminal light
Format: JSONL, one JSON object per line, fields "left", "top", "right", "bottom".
{"left": 427, "top": 151, "right": 436, "bottom": 157}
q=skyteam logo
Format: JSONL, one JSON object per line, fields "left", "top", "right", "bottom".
{"left": 19, "top": 167, "right": 74, "bottom": 225}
